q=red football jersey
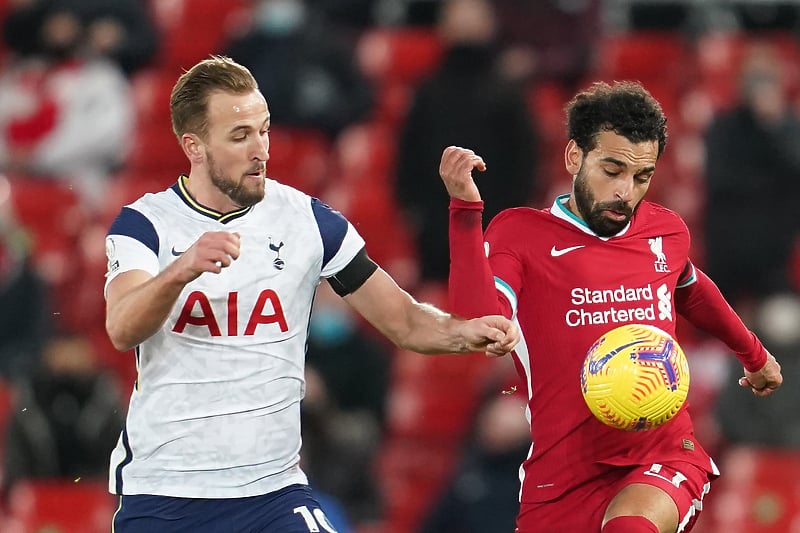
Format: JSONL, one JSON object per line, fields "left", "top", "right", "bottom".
{"left": 451, "top": 194, "right": 720, "bottom": 504}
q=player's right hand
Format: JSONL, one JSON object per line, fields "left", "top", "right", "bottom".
{"left": 439, "top": 146, "right": 486, "bottom": 202}
{"left": 174, "top": 231, "right": 240, "bottom": 283}
{"left": 740, "top": 351, "right": 782, "bottom": 397}
{"left": 460, "top": 314, "right": 519, "bottom": 358}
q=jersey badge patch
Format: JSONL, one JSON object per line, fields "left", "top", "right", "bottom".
{"left": 269, "top": 237, "right": 285, "bottom": 270}
{"left": 648, "top": 236, "right": 670, "bottom": 273}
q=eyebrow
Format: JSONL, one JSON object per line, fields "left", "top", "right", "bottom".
{"left": 599, "top": 157, "right": 655, "bottom": 174}
{"left": 229, "top": 117, "right": 271, "bottom": 135}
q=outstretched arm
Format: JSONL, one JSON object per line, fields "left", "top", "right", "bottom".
{"left": 675, "top": 265, "right": 782, "bottom": 396}
{"left": 344, "top": 268, "right": 518, "bottom": 357}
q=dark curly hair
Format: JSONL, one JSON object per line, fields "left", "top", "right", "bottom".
{"left": 565, "top": 81, "right": 668, "bottom": 159}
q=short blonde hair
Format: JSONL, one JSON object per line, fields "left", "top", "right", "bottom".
{"left": 170, "top": 55, "right": 259, "bottom": 140}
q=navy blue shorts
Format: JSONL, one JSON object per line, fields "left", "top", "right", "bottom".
{"left": 112, "top": 484, "right": 339, "bottom": 532}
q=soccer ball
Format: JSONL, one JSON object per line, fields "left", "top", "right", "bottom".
{"left": 580, "top": 324, "right": 690, "bottom": 431}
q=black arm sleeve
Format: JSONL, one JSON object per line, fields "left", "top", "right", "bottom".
{"left": 326, "top": 247, "right": 378, "bottom": 296}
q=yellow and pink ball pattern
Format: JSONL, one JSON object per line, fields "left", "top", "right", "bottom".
{"left": 581, "top": 324, "right": 690, "bottom": 431}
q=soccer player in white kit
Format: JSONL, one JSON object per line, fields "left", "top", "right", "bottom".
{"left": 103, "top": 56, "right": 519, "bottom": 532}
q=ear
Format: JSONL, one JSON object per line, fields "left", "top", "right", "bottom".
{"left": 564, "top": 140, "right": 582, "bottom": 176}
{"left": 181, "top": 133, "right": 205, "bottom": 165}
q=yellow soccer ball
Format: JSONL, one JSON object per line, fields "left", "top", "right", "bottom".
{"left": 580, "top": 324, "right": 690, "bottom": 431}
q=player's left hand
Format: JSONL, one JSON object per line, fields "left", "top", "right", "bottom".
{"left": 439, "top": 146, "right": 486, "bottom": 202}
{"left": 740, "top": 351, "right": 782, "bottom": 397}
{"left": 462, "top": 315, "right": 519, "bottom": 357}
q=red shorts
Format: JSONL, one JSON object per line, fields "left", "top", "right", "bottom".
{"left": 516, "top": 461, "right": 715, "bottom": 533}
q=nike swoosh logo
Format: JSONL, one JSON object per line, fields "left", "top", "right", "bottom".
{"left": 550, "top": 245, "right": 585, "bottom": 257}
{"left": 171, "top": 246, "right": 185, "bottom": 256}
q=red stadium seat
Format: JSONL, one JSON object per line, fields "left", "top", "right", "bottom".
{"left": 595, "top": 31, "right": 690, "bottom": 116}
{"left": 127, "top": 122, "right": 186, "bottom": 177}
{"left": 331, "top": 122, "right": 397, "bottom": 186}
{"left": 356, "top": 28, "right": 444, "bottom": 127}
{"left": 597, "top": 31, "right": 690, "bottom": 83}
{"left": 266, "top": 127, "right": 332, "bottom": 197}
{"left": 2, "top": 479, "right": 116, "bottom": 533}
{"left": 705, "top": 446, "right": 800, "bottom": 532}
{"left": 127, "top": 69, "right": 186, "bottom": 176}
{"left": 357, "top": 28, "right": 443, "bottom": 86}
{"left": 325, "top": 180, "right": 416, "bottom": 274}
{"left": 693, "top": 31, "right": 800, "bottom": 112}
{"left": 0, "top": 379, "right": 14, "bottom": 461}
{"left": 4, "top": 175, "right": 86, "bottom": 285}
{"left": 387, "top": 350, "right": 490, "bottom": 438}
{"left": 130, "top": 69, "right": 174, "bottom": 125}
{"left": 148, "top": 0, "right": 250, "bottom": 70}
{"left": 377, "top": 440, "right": 457, "bottom": 533}
{"left": 106, "top": 171, "right": 176, "bottom": 217}
{"left": 373, "top": 80, "right": 418, "bottom": 127}
{"left": 526, "top": 81, "right": 571, "bottom": 193}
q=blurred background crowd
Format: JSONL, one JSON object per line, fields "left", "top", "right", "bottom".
{"left": 0, "top": 0, "right": 799, "bottom": 532}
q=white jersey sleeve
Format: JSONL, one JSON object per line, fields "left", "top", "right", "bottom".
{"left": 310, "top": 197, "right": 366, "bottom": 278}
{"left": 104, "top": 207, "right": 161, "bottom": 294}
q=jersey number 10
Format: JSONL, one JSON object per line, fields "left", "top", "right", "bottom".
{"left": 294, "top": 505, "right": 338, "bottom": 532}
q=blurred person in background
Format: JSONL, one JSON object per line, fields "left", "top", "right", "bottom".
{"left": 306, "top": 281, "right": 389, "bottom": 429}
{"left": 301, "top": 281, "right": 390, "bottom": 526}
{"left": 308, "top": 0, "right": 380, "bottom": 37}
{"left": 301, "top": 366, "right": 374, "bottom": 531}
{"left": 420, "top": 392, "right": 530, "bottom": 533}
{"left": 0, "top": 1, "right": 134, "bottom": 207}
{"left": 224, "top": 0, "right": 373, "bottom": 139}
{"left": 0, "top": 190, "right": 50, "bottom": 382}
{"left": 735, "top": 3, "right": 800, "bottom": 31}
{"left": 703, "top": 42, "right": 800, "bottom": 316}
{"left": 2, "top": 0, "right": 159, "bottom": 76}
{"left": 716, "top": 292, "right": 800, "bottom": 447}
{"left": 493, "top": 0, "right": 601, "bottom": 91}
{"left": 395, "top": 0, "right": 538, "bottom": 285}
{"left": 629, "top": 3, "right": 800, "bottom": 33}
{"left": 1, "top": 332, "right": 124, "bottom": 503}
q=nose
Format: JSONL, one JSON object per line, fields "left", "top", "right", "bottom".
{"left": 615, "top": 175, "right": 634, "bottom": 202}
{"left": 253, "top": 133, "right": 269, "bottom": 162}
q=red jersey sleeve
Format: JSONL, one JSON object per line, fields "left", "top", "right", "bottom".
{"left": 448, "top": 199, "right": 514, "bottom": 319}
{"left": 675, "top": 262, "right": 768, "bottom": 372}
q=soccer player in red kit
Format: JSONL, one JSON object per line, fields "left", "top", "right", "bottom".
{"left": 439, "top": 81, "right": 783, "bottom": 533}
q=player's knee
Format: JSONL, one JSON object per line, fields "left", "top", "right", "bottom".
{"left": 604, "top": 482, "right": 679, "bottom": 532}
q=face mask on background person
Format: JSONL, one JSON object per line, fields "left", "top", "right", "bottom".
{"left": 257, "top": 0, "right": 307, "bottom": 36}
{"left": 308, "top": 306, "right": 356, "bottom": 346}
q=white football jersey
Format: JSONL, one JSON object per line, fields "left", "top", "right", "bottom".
{"left": 104, "top": 176, "right": 366, "bottom": 498}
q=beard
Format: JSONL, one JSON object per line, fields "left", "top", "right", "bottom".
{"left": 573, "top": 165, "right": 636, "bottom": 237}
{"left": 208, "top": 151, "right": 265, "bottom": 208}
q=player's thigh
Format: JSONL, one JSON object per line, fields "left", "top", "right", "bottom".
{"left": 112, "top": 485, "right": 340, "bottom": 533}
{"left": 606, "top": 462, "right": 712, "bottom": 533}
